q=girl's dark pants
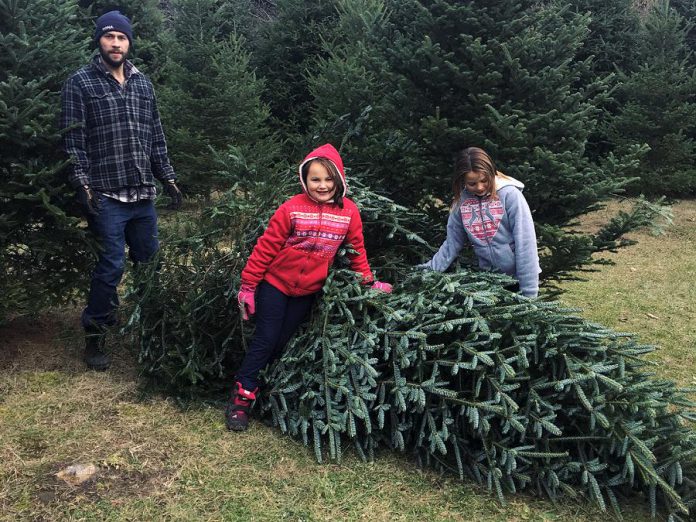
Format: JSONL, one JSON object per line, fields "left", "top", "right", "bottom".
{"left": 236, "top": 281, "right": 316, "bottom": 390}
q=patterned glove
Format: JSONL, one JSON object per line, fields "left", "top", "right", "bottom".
{"left": 163, "top": 180, "right": 183, "bottom": 210}
{"left": 237, "top": 285, "right": 256, "bottom": 320}
{"left": 371, "top": 281, "right": 393, "bottom": 293}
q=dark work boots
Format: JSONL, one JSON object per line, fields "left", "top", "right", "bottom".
{"left": 84, "top": 331, "right": 110, "bottom": 371}
{"left": 225, "top": 382, "right": 259, "bottom": 431}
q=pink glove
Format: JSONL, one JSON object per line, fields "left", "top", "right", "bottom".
{"left": 237, "top": 285, "right": 256, "bottom": 320}
{"left": 371, "top": 281, "right": 393, "bottom": 293}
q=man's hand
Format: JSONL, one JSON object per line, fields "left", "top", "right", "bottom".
{"left": 163, "top": 180, "right": 183, "bottom": 210}
{"left": 77, "top": 185, "right": 98, "bottom": 216}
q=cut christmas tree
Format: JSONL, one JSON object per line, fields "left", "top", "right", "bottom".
{"left": 263, "top": 268, "right": 696, "bottom": 520}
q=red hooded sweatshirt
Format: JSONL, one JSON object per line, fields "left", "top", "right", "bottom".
{"left": 240, "top": 144, "right": 374, "bottom": 296}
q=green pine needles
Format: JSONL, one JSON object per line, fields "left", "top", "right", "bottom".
{"left": 260, "top": 269, "right": 695, "bottom": 520}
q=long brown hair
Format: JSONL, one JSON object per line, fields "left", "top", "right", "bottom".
{"left": 452, "top": 147, "right": 498, "bottom": 206}
{"left": 302, "top": 157, "right": 344, "bottom": 208}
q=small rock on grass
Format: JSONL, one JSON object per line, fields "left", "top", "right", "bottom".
{"left": 56, "top": 463, "right": 98, "bottom": 486}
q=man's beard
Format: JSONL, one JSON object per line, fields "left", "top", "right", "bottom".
{"left": 99, "top": 46, "right": 127, "bottom": 68}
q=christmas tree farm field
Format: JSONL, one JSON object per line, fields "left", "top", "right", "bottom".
{"left": 0, "top": 201, "right": 694, "bottom": 521}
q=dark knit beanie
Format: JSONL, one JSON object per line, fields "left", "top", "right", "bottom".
{"left": 94, "top": 10, "right": 133, "bottom": 44}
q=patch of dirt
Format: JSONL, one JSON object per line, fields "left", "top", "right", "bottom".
{"left": 37, "top": 461, "right": 163, "bottom": 507}
{"left": 0, "top": 309, "right": 138, "bottom": 377}
{"left": 0, "top": 310, "right": 82, "bottom": 373}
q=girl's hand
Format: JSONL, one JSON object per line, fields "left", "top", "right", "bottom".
{"left": 371, "top": 281, "right": 393, "bottom": 293}
{"left": 237, "top": 285, "right": 256, "bottom": 320}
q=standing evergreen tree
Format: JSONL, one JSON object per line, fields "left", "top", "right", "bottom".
{"left": 607, "top": 1, "right": 696, "bottom": 197}
{"left": 307, "top": 0, "right": 390, "bottom": 142}
{"left": 312, "top": 0, "right": 627, "bottom": 218}
{"left": 252, "top": 0, "right": 340, "bottom": 141}
{"left": 157, "top": 0, "right": 278, "bottom": 196}
{"left": 306, "top": 0, "right": 664, "bottom": 292}
{"left": 661, "top": 0, "right": 696, "bottom": 61}
{"left": 569, "top": 0, "right": 643, "bottom": 77}
{"left": 565, "top": 0, "right": 643, "bottom": 161}
{"left": 0, "top": 0, "right": 94, "bottom": 322}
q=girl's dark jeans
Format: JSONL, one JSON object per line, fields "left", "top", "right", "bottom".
{"left": 236, "top": 281, "right": 316, "bottom": 390}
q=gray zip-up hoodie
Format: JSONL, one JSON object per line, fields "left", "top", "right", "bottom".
{"left": 423, "top": 174, "right": 541, "bottom": 297}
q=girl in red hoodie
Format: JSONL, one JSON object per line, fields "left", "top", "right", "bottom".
{"left": 226, "top": 143, "right": 392, "bottom": 431}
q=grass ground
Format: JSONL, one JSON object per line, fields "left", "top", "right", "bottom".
{"left": 559, "top": 199, "right": 696, "bottom": 387}
{"left": 1, "top": 200, "right": 694, "bottom": 521}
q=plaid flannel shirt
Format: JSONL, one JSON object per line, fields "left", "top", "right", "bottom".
{"left": 60, "top": 56, "right": 175, "bottom": 192}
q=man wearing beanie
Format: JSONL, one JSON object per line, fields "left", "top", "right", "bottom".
{"left": 60, "top": 10, "right": 183, "bottom": 371}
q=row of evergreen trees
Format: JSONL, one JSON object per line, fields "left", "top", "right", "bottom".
{"left": 2, "top": 0, "right": 694, "bottom": 318}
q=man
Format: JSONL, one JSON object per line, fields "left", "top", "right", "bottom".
{"left": 61, "top": 10, "right": 182, "bottom": 370}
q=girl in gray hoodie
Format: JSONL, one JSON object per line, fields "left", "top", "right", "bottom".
{"left": 421, "top": 147, "right": 541, "bottom": 297}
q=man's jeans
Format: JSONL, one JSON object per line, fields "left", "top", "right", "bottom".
{"left": 82, "top": 195, "right": 159, "bottom": 330}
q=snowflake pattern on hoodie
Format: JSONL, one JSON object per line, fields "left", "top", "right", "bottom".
{"left": 460, "top": 197, "right": 504, "bottom": 241}
{"left": 287, "top": 210, "right": 352, "bottom": 257}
